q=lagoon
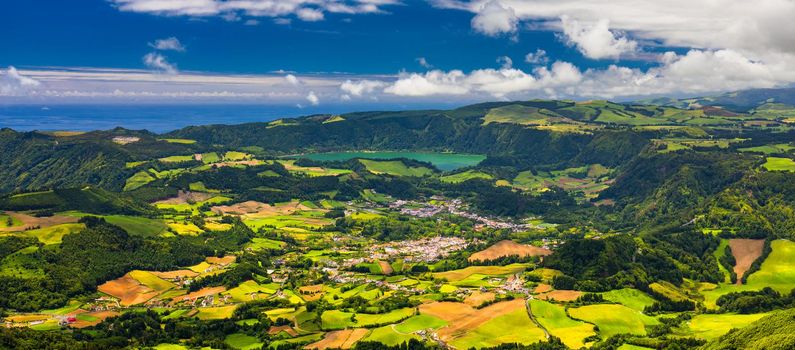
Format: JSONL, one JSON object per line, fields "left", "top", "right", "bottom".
{"left": 300, "top": 151, "right": 486, "bottom": 171}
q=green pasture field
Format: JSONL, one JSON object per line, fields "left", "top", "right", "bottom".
{"left": 359, "top": 159, "right": 434, "bottom": 177}
{"left": 450, "top": 308, "right": 546, "bottom": 349}
{"left": 23, "top": 223, "right": 84, "bottom": 244}
{"left": 321, "top": 308, "right": 415, "bottom": 330}
{"left": 439, "top": 170, "right": 493, "bottom": 183}
{"left": 601, "top": 288, "right": 656, "bottom": 311}
{"left": 225, "top": 333, "right": 263, "bottom": 350}
{"left": 225, "top": 280, "right": 279, "bottom": 302}
{"left": 62, "top": 212, "right": 167, "bottom": 237}
{"left": 393, "top": 314, "right": 447, "bottom": 333}
{"left": 762, "top": 157, "right": 795, "bottom": 172}
{"left": 124, "top": 171, "right": 156, "bottom": 191}
{"left": 568, "top": 304, "right": 659, "bottom": 338}
{"left": 482, "top": 104, "right": 554, "bottom": 125}
{"left": 673, "top": 313, "right": 769, "bottom": 340}
{"left": 159, "top": 138, "right": 197, "bottom": 144}
{"left": 159, "top": 155, "right": 196, "bottom": 163}
{"left": 530, "top": 300, "right": 595, "bottom": 349}
{"left": 363, "top": 325, "right": 420, "bottom": 346}
{"left": 246, "top": 237, "right": 286, "bottom": 251}
{"left": 738, "top": 143, "right": 794, "bottom": 154}
{"left": 275, "top": 160, "right": 352, "bottom": 177}
{"left": 152, "top": 344, "right": 188, "bottom": 350}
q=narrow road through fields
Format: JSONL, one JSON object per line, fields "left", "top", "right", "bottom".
{"left": 525, "top": 298, "right": 550, "bottom": 339}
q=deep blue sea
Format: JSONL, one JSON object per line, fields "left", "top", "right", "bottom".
{"left": 0, "top": 103, "right": 453, "bottom": 134}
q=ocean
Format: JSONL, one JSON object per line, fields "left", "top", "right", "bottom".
{"left": 0, "top": 103, "right": 429, "bottom": 134}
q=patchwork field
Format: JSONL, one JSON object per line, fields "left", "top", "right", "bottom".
{"left": 306, "top": 328, "right": 369, "bottom": 349}
{"left": 568, "top": 304, "right": 659, "bottom": 338}
{"left": 468, "top": 240, "right": 551, "bottom": 262}
{"left": 530, "top": 300, "right": 596, "bottom": 349}
{"left": 0, "top": 211, "right": 78, "bottom": 232}
{"left": 432, "top": 263, "right": 529, "bottom": 282}
{"left": 22, "top": 223, "right": 84, "bottom": 244}
{"left": 702, "top": 240, "right": 795, "bottom": 307}
{"left": 321, "top": 308, "right": 415, "bottom": 330}
{"left": 98, "top": 270, "right": 175, "bottom": 306}
{"left": 420, "top": 299, "right": 542, "bottom": 348}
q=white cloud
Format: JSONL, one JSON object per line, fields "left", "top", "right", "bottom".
{"left": 0, "top": 66, "right": 41, "bottom": 96}
{"left": 149, "top": 37, "right": 186, "bottom": 51}
{"left": 496, "top": 56, "right": 513, "bottom": 69}
{"left": 384, "top": 70, "right": 470, "bottom": 96}
{"left": 560, "top": 16, "right": 637, "bottom": 60}
{"left": 433, "top": 0, "right": 795, "bottom": 57}
{"left": 273, "top": 18, "right": 291, "bottom": 25}
{"left": 143, "top": 53, "right": 178, "bottom": 74}
{"left": 340, "top": 79, "right": 385, "bottom": 96}
{"left": 285, "top": 74, "right": 301, "bottom": 86}
{"left": 297, "top": 8, "right": 324, "bottom": 21}
{"left": 470, "top": 0, "right": 518, "bottom": 36}
{"left": 525, "top": 49, "right": 548, "bottom": 65}
{"left": 416, "top": 57, "right": 433, "bottom": 69}
{"left": 307, "top": 91, "right": 320, "bottom": 105}
{"left": 111, "top": 0, "right": 399, "bottom": 22}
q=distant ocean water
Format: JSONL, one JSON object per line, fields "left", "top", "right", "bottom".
{"left": 0, "top": 104, "right": 424, "bottom": 134}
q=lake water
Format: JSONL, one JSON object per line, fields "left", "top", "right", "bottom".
{"left": 301, "top": 151, "right": 486, "bottom": 171}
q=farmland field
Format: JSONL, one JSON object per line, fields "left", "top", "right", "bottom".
{"left": 673, "top": 313, "right": 769, "bottom": 340}
{"left": 468, "top": 240, "right": 551, "bottom": 262}
{"left": 762, "top": 157, "right": 795, "bottom": 172}
{"left": 359, "top": 159, "right": 434, "bottom": 177}
{"left": 321, "top": 308, "right": 415, "bottom": 329}
{"left": 568, "top": 304, "right": 659, "bottom": 338}
{"left": 530, "top": 300, "right": 595, "bottom": 349}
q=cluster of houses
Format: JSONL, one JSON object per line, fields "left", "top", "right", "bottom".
{"left": 367, "top": 236, "right": 472, "bottom": 263}
{"left": 392, "top": 197, "right": 540, "bottom": 232}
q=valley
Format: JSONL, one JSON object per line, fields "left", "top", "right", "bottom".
{"left": 0, "top": 92, "right": 794, "bottom": 350}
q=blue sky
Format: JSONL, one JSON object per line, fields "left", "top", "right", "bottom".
{"left": 1, "top": 0, "right": 794, "bottom": 107}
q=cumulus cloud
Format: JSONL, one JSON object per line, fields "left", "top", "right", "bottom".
{"left": 525, "top": 49, "right": 548, "bottom": 65}
{"left": 340, "top": 79, "right": 385, "bottom": 97}
{"left": 143, "top": 53, "right": 177, "bottom": 74}
{"left": 384, "top": 60, "right": 583, "bottom": 98}
{"left": 560, "top": 16, "right": 637, "bottom": 60}
{"left": 0, "top": 66, "right": 41, "bottom": 96}
{"left": 296, "top": 8, "right": 324, "bottom": 21}
{"left": 306, "top": 91, "right": 320, "bottom": 105}
{"left": 470, "top": 0, "right": 518, "bottom": 36}
{"left": 149, "top": 37, "right": 186, "bottom": 51}
{"left": 111, "top": 0, "right": 399, "bottom": 22}
{"left": 285, "top": 74, "right": 301, "bottom": 86}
